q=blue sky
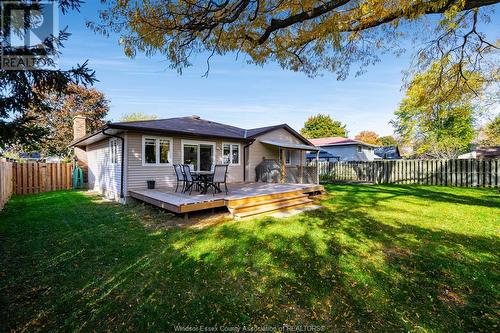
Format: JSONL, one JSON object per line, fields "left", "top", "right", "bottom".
{"left": 58, "top": 2, "right": 499, "bottom": 137}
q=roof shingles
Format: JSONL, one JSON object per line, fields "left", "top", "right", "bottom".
{"left": 72, "top": 116, "right": 313, "bottom": 147}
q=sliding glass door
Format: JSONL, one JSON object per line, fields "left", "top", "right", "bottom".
{"left": 182, "top": 141, "right": 215, "bottom": 171}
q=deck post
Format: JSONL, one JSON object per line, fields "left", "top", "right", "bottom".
{"left": 299, "top": 150, "right": 304, "bottom": 184}
{"left": 316, "top": 150, "right": 320, "bottom": 184}
{"left": 280, "top": 148, "right": 286, "bottom": 183}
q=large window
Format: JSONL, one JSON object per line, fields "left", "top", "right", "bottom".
{"left": 109, "top": 138, "right": 118, "bottom": 164}
{"left": 181, "top": 140, "right": 215, "bottom": 171}
{"left": 222, "top": 143, "right": 240, "bottom": 165}
{"left": 142, "top": 136, "right": 172, "bottom": 166}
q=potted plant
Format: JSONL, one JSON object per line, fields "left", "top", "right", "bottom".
{"left": 147, "top": 180, "right": 155, "bottom": 189}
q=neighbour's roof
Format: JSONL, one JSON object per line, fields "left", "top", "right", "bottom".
{"left": 70, "top": 116, "right": 313, "bottom": 147}
{"left": 475, "top": 146, "right": 500, "bottom": 158}
{"left": 458, "top": 146, "right": 500, "bottom": 159}
{"left": 309, "top": 136, "right": 379, "bottom": 148}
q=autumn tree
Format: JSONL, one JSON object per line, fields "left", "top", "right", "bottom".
{"left": 355, "top": 131, "right": 380, "bottom": 145}
{"left": 392, "top": 61, "right": 482, "bottom": 158}
{"left": 379, "top": 135, "right": 398, "bottom": 147}
{"left": 479, "top": 115, "right": 500, "bottom": 146}
{"left": 27, "top": 84, "right": 109, "bottom": 157}
{"left": 301, "top": 114, "right": 347, "bottom": 139}
{"left": 119, "top": 112, "right": 159, "bottom": 122}
{"left": 1, "top": 0, "right": 95, "bottom": 148}
{"left": 90, "top": 0, "right": 498, "bottom": 88}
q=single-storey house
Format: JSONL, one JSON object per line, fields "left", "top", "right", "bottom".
{"left": 309, "top": 137, "right": 379, "bottom": 161}
{"left": 70, "top": 115, "right": 320, "bottom": 202}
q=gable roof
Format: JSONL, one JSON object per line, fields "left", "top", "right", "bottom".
{"left": 309, "top": 136, "right": 379, "bottom": 148}
{"left": 246, "top": 124, "right": 312, "bottom": 145}
{"left": 70, "top": 116, "right": 312, "bottom": 147}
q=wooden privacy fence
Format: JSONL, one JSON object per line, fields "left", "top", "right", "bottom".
{"left": 316, "top": 159, "right": 500, "bottom": 187}
{"left": 12, "top": 162, "right": 73, "bottom": 195}
{"left": 0, "top": 160, "right": 14, "bottom": 209}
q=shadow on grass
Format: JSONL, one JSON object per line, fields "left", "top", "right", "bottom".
{"left": 0, "top": 188, "right": 498, "bottom": 332}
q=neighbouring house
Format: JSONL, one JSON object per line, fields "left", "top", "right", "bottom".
{"left": 374, "top": 146, "right": 402, "bottom": 160}
{"left": 69, "top": 115, "right": 320, "bottom": 201}
{"left": 309, "top": 137, "right": 379, "bottom": 162}
{"left": 305, "top": 150, "right": 339, "bottom": 162}
{"left": 458, "top": 146, "right": 500, "bottom": 159}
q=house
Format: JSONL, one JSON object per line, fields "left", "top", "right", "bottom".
{"left": 69, "top": 115, "right": 321, "bottom": 204}
{"left": 374, "top": 146, "right": 402, "bottom": 160}
{"left": 458, "top": 146, "right": 500, "bottom": 159}
{"left": 309, "top": 137, "right": 379, "bottom": 161}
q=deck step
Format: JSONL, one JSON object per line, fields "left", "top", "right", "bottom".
{"left": 230, "top": 194, "right": 310, "bottom": 212}
{"left": 233, "top": 198, "right": 314, "bottom": 219}
{"left": 226, "top": 189, "right": 309, "bottom": 208}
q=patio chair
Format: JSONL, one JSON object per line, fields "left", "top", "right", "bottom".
{"left": 209, "top": 164, "right": 229, "bottom": 195}
{"left": 173, "top": 164, "right": 185, "bottom": 192}
{"left": 182, "top": 164, "right": 199, "bottom": 195}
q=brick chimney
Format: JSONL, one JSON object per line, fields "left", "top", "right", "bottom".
{"left": 73, "top": 115, "right": 88, "bottom": 140}
{"left": 72, "top": 115, "right": 89, "bottom": 185}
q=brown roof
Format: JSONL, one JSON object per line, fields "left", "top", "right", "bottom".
{"left": 109, "top": 116, "right": 246, "bottom": 140}
{"left": 70, "top": 116, "right": 313, "bottom": 147}
{"left": 476, "top": 146, "right": 500, "bottom": 158}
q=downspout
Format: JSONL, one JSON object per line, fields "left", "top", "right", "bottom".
{"left": 242, "top": 138, "right": 255, "bottom": 182}
{"left": 102, "top": 128, "right": 125, "bottom": 199}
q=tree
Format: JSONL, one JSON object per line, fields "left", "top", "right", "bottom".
{"left": 355, "top": 131, "right": 380, "bottom": 145}
{"left": 379, "top": 135, "right": 398, "bottom": 147}
{"left": 301, "top": 114, "right": 347, "bottom": 139}
{"left": 27, "top": 84, "right": 109, "bottom": 157}
{"left": 392, "top": 61, "right": 481, "bottom": 158}
{"left": 90, "top": 0, "right": 498, "bottom": 85}
{"left": 119, "top": 112, "right": 159, "bottom": 122}
{"left": 479, "top": 115, "right": 500, "bottom": 146}
{"left": 1, "top": 0, "right": 95, "bottom": 148}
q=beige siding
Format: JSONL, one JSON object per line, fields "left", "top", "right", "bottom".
{"left": 87, "top": 137, "right": 122, "bottom": 200}
{"left": 247, "top": 128, "right": 307, "bottom": 182}
{"left": 126, "top": 133, "right": 245, "bottom": 192}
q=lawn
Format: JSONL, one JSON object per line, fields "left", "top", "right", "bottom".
{"left": 0, "top": 185, "right": 499, "bottom": 332}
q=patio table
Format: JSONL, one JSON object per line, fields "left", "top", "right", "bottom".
{"left": 191, "top": 170, "right": 215, "bottom": 194}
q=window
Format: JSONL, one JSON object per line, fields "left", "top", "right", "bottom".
{"left": 109, "top": 139, "right": 118, "bottom": 164}
{"left": 357, "top": 145, "right": 362, "bottom": 153}
{"left": 159, "top": 139, "right": 171, "bottom": 164}
{"left": 142, "top": 136, "right": 172, "bottom": 165}
{"left": 285, "top": 149, "right": 292, "bottom": 165}
{"left": 222, "top": 143, "right": 240, "bottom": 165}
{"left": 181, "top": 140, "right": 215, "bottom": 171}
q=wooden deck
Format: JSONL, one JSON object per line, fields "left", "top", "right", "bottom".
{"left": 128, "top": 182, "right": 324, "bottom": 216}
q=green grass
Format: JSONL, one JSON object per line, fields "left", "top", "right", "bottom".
{"left": 0, "top": 185, "right": 499, "bottom": 332}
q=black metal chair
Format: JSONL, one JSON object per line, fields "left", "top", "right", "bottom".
{"left": 174, "top": 164, "right": 185, "bottom": 192}
{"left": 209, "top": 164, "right": 229, "bottom": 195}
{"left": 182, "top": 164, "right": 199, "bottom": 195}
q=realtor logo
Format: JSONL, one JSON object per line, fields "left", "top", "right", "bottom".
{"left": 1, "top": 0, "right": 58, "bottom": 70}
